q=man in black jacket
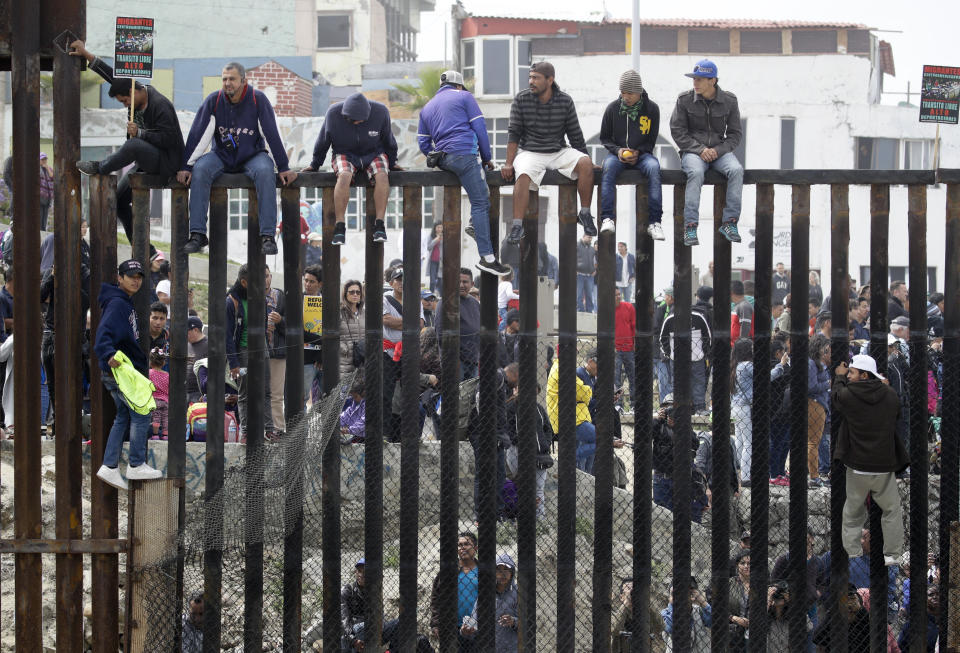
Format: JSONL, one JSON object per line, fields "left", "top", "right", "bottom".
{"left": 599, "top": 70, "right": 663, "bottom": 239}
{"left": 832, "top": 354, "right": 908, "bottom": 564}
{"left": 70, "top": 40, "right": 184, "bottom": 254}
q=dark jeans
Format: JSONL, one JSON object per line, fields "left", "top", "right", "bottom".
{"left": 40, "top": 202, "right": 50, "bottom": 231}
{"left": 770, "top": 418, "right": 791, "bottom": 478}
{"left": 41, "top": 330, "right": 55, "bottom": 425}
{"left": 472, "top": 441, "right": 505, "bottom": 521}
{"left": 99, "top": 137, "right": 170, "bottom": 244}
{"left": 614, "top": 349, "right": 636, "bottom": 408}
{"left": 382, "top": 352, "right": 400, "bottom": 442}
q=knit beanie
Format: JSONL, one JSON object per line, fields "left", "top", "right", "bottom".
{"left": 619, "top": 70, "right": 643, "bottom": 94}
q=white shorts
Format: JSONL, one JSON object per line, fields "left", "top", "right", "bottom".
{"left": 513, "top": 147, "right": 586, "bottom": 190}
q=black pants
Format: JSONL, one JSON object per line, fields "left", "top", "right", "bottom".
{"left": 99, "top": 138, "right": 171, "bottom": 245}
{"left": 41, "top": 331, "right": 55, "bottom": 425}
{"left": 382, "top": 352, "right": 401, "bottom": 442}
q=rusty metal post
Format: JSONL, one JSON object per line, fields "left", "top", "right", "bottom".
{"left": 89, "top": 175, "right": 120, "bottom": 653}
{"left": 11, "top": 0, "right": 43, "bottom": 647}
{"left": 555, "top": 185, "right": 576, "bottom": 653}
{"left": 828, "top": 184, "right": 851, "bottom": 652}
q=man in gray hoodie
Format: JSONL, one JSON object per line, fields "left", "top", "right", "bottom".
{"left": 462, "top": 553, "right": 519, "bottom": 652}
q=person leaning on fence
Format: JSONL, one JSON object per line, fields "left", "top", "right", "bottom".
{"left": 94, "top": 259, "right": 163, "bottom": 491}
{"left": 303, "top": 92, "right": 400, "bottom": 246}
{"left": 500, "top": 61, "right": 598, "bottom": 243}
{"left": 669, "top": 59, "right": 744, "bottom": 247}
{"left": 546, "top": 354, "right": 596, "bottom": 473}
{"left": 417, "top": 70, "right": 511, "bottom": 276}
{"left": 599, "top": 69, "right": 664, "bottom": 240}
{"left": 179, "top": 62, "right": 297, "bottom": 256}
{"left": 71, "top": 40, "right": 184, "bottom": 257}
{"left": 832, "top": 354, "right": 908, "bottom": 566}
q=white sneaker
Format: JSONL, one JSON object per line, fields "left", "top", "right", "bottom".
{"left": 96, "top": 465, "right": 128, "bottom": 491}
{"left": 647, "top": 223, "right": 665, "bottom": 240}
{"left": 600, "top": 218, "right": 616, "bottom": 234}
{"left": 126, "top": 463, "right": 163, "bottom": 481}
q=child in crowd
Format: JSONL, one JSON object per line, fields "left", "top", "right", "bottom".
{"left": 149, "top": 348, "right": 169, "bottom": 440}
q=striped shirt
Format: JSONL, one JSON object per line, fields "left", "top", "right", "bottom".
{"left": 508, "top": 84, "right": 587, "bottom": 154}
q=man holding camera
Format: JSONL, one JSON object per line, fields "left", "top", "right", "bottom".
{"left": 179, "top": 62, "right": 297, "bottom": 255}
{"left": 418, "top": 71, "right": 510, "bottom": 276}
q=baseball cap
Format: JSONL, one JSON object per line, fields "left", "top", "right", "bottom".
{"left": 118, "top": 259, "right": 145, "bottom": 277}
{"left": 307, "top": 232, "right": 322, "bottom": 243}
{"left": 685, "top": 59, "right": 718, "bottom": 79}
{"left": 440, "top": 70, "right": 464, "bottom": 86}
{"left": 187, "top": 316, "right": 204, "bottom": 332}
{"left": 356, "top": 557, "right": 365, "bottom": 567}
{"left": 741, "top": 530, "right": 751, "bottom": 541}
{"left": 40, "top": 152, "right": 48, "bottom": 160}
{"left": 505, "top": 309, "right": 520, "bottom": 325}
{"left": 661, "top": 393, "right": 674, "bottom": 406}
{"left": 849, "top": 353, "right": 885, "bottom": 380}
{"left": 390, "top": 268, "right": 403, "bottom": 281}
{"left": 151, "top": 249, "right": 165, "bottom": 262}
{"left": 891, "top": 316, "right": 910, "bottom": 327}
{"left": 420, "top": 290, "right": 437, "bottom": 300}
{"left": 156, "top": 279, "right": 171, "bottom": 296}
{"left": 663, "top": 286, "right": 674, "bottom": 295}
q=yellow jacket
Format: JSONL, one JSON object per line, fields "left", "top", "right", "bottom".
{"left": 546, "top": 358, "right": 592, "bottom": 434}
{"left": 111, "top": 351, "right": 157, "bottom": 415}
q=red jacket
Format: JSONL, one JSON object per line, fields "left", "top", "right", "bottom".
{"left": 615, "top": 301, "right": 635, "bottom": 352}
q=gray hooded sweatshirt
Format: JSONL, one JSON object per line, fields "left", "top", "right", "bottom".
{"left": 470, "top": 552, "right": 519, "bottom": 652}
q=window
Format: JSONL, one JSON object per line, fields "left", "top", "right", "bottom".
{"left": 582, "top": 26, "right": 626, "bottom": 53}
{"left": 688, "top": 30, "right": 730, "bottom": 54}
{"left": 847, "top": 30, "right": 870, "bottom": 54}
{"left": 780, "top": 118, "right": 795, "bottom": 170}
{"left": 903, "top": 140, "right": 931, "bottom": 170}
{"left": 299, "top": 186, "right": 436, "bottom": 231}
{"left": 317, "top": 14, "right": 351, "bottom": 49}
{"left": 791, "top": 30, "right": 837, "bottom": 54}
{"left": 637, "top": 27, "right": 677, "bottom": 53}
{"left": 856, "top": 137, "right": 899, "bottom": 169}
{"left": 486, "top": 117, "right": 510, "bottom": 165}
{"left": 740, "top": 31, "right": 782, "bottom": 54}
{"left": 228, "top": 189, "right": 248, "bottom": 231}
{"left": 461, "top": 37, "right": 531, "bottom": 97}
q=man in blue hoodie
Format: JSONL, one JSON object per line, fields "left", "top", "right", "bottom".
{"left": 178, "top": 63, "right": 297, "bottom": 255}
{"left": 417, "top": 70, "right": 510, "bottom": 276}
{"left": 302, "top": 92, "right": 399, "bottom": 245}
{"left": 94, "top": 259, "right": 163, "bottom": 490}
{"left": 599, "top": 70, "right": 663, "bottom": 240}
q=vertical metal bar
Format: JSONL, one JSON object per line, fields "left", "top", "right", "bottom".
{"left": 941, "top": 182, "right": 960, "bottom": 647}
{"left": 787, "top": 184, "right": 810, "bottom": 647}
{"left": 907, "top": 184, "right": 929, "bottom": 652}
{"left": 203, "top": 187, "right": 229, "bottom": 653}
{"left": 437, "top": 184, "right": 462, "bottom": 652}
{"left": 750, "top": 183, "right": 774, "bottom": 648}
{"left": 131, "top": 188, "right": 152, "bottom": 358}
{"left": 555, "top": 185, "right": 577, "bottom": 653}
{"left": 281, "top": 186, "right": 305, "bottom": 652}
{"left": 360, "top": 184, "right": 381, "bottom": 651}
{"left": 670, "top": 185, "right": 693, "bottom": 652}
{"left": 12, "top": 0, "right": 43, "bottom": 644}
{"left": 710, "top": 185, "right": 732, "bottom": 652}
{"left": 89, "top": 175, "right": 120, "bottom": 653}
{"left": 398, "top": 185, "right": 422, "bottom": 651}
{"left": 52, "top": 39, "right": 84, "bottom": 653}
{"left": 631, "top": 185, "right": 654, "bottom": 653}
{"left": 829, "top": 184, "right": 851, "bottom": 653}
{"left": 244, "top": 194, "right": 266, "bottom": 650}
{"left": 593, "top": 192, "right": 615, "bottom": 653}
{"left": 323, "top": 184, "right": 343, "bottom": 653}
{"left": 477, "top": 185, "right": 500, "bottom": 651}
{"left": 868, "top": 184, "right": 890, "bottom": 653}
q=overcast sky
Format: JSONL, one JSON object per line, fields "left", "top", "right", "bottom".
{"left": 418, "top": 0, "right": 959, "bottom": 106}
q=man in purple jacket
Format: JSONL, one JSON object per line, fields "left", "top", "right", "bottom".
{"left": 417, "top": 70, "right": 510, "bottom": 276}
{"left": 178, "top": 62, "right": 297, "bottom": 255}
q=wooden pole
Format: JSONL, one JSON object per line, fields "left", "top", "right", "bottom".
{"left": 129, "top": 78, "right": 135, "bottom": 123}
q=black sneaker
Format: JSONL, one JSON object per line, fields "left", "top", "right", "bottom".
{"left": 477, "top": 258, "right": 511, "bottom": 276}
{"left": 465, "top": 222, "right": 476, "bottom": 241}
{"left": 182, "top": 232, "right": 208, "bottom": 254}
{"left": 577, "top": 208, "right": 598, "bottom": 236}
{"left": 331, "top": 222, "right": 346, "bottom": 246}
{"left": 261, "top": 235, "right": 278, "bottom": 255}
{"left": 507, "top": 222, "right": 524, "bottom": 244}
{"left": 373, "top": 219, "right": 387, "bottom": 243}
{"left": 76, "top": 160, "right": 100, "bottom": 175}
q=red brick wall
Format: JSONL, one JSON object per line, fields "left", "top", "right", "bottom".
{"left": 247, "top": 61, "right": 312, "bottom": 117}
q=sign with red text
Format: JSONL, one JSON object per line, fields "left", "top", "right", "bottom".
{"left": 919, "top": 65, "right": 959, "bottom": 124}
{"left": 114, "top": 16, "right": 154, "bottom": 79}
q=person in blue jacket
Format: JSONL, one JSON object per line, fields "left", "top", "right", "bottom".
{"left": 178, "top": 63, "right": 297, "bottom": 256}
{"left": 94, "top": 259, "right": 163, "bottom": 491}
{"left": 302, "top": 92, "right": 399, "bottom": 246}
{"left": 417, "top": 70, "right": 510, "bottom": 277}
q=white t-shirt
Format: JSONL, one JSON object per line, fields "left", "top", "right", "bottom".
{"left": 497, "top": 280, "right": 519, "bottom": 310}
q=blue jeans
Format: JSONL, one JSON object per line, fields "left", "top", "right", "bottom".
{"left": 770, "top": 418, "right": 790, "bottom": 478}
{"left": 615, "top": 350, "right": 636, "bottom": 409}
{"left": 691, "top": 359, "right": 708, "bottom": 411}
{"left": 600, "top": 152, "right": 663, "bottom": 223}
{"left": 189, "top": 151, "right": 278, "bottom": 237}
{"left": 577, "top": 274, "right": 595, "bottom": 313}
{"left": 680, "top": 152, "right": 743, "bottom": 226}
{"left": 440, "top": 154, "right": 494, "bottom": 258}
{"left": 103, "top": 381, "right": 152, "bottom": 468}
{"left": 654, "top": 359, "right": 673, "bottom": 403}
{"left": 576, "top": 421, "right": 596, "bottom": 473}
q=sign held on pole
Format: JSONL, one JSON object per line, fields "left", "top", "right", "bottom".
{"left": 113, "top": 17, "right": 154, "bottom": 80}
{"left": 919, "top": 65, "right": 959, "bottom": 125}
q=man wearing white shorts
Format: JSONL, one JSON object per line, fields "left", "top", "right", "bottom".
{"left": 500, "top": 61, "right": 598, "bottom": 243}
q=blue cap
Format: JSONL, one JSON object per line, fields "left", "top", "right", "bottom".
{"left": 356, "top": 557, "right": 365, "bottom": 567}
{"left": 421, "top": 290, "right": 437, "bottom": 300}
{"left": 685, "top": 59, "right": 718, "bottom": 79}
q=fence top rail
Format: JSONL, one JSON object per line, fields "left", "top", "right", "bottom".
{"left": 128, "top": 168, "right": 948, "bottom": 191}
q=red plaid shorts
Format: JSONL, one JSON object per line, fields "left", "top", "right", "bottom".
{"left": 332, "top": 153, "right": 389, "bottom": 178}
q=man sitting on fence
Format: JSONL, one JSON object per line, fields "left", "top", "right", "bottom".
{"left": 500, "top": 61, "right": 598, "bottom": 243}
{"left": 71, "top": 40, "right": 183, "bottom": 258}
{"left": 303, "top": 92, "right": 399, "bottom": 246}
{"left": 178, "top": 62, "right": 297, "bottom": 255}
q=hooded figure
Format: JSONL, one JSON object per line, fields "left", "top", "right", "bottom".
{"left": 467, "top": 553, "right": 519, "bottom": 652}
